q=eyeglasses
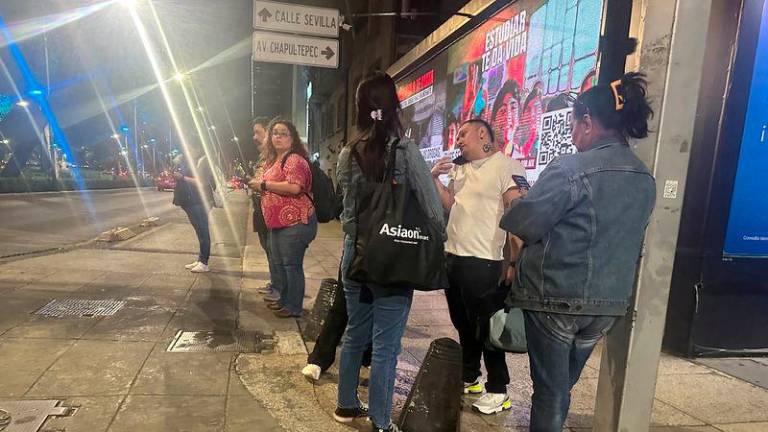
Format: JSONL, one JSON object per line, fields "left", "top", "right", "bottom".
{"left": 271, "top": 131, "right": 290, "bottom": 138}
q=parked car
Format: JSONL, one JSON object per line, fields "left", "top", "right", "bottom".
{"left": 154, "top": 171, "right": 176, "bottom": 191}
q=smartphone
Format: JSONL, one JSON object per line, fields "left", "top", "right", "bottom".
{"left": 512, "top": 175, "right": 531, "bottom": 191}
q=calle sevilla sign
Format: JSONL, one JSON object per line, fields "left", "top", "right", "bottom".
{"left": 253, "top": 0, "right": 340, "bottom": 38}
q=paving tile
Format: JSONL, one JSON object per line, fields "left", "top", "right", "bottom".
{"left": 131, "top": 350, "right": 233, "bottom": 396}
{"left": 654, "top": 372, "right": 768, "bottom": 424}
{"left": 3, "top": 314, "right": 102, "bottom": 339}
{"left": 658, "top": 354, "right": 715, "bottom": 375}
{"left": 83, "top": 307, "right": 174, "bottom": 342}
{"left": 28, "top": 340, "right": 154, "bottom": 397}
{"left": 137, "top": 273, "right": 196, "bottom": 292}
{"left": 0, "top": 338, "right": 74, "bottom": 397}
{"left": 24, "top": 269, "right": 105, "bottom": 292}
{"left": 108, "top": 395, "right": 226, "bottom": 432}
{"left": 714, "top": 422, "right": 768, "bottom": 432}
{"left": 41, "top": 396, "right": 122, "bottom": 432}
{"left": 648, "top": 427, "right": 722, "bottom": 431}
{"left": 225, "top": 396, "right": 284, "bottom": 432}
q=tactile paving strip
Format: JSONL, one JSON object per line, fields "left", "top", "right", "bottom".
{"left": 34, "top": 299, "right": 126, "bottom": 318}
{"left": 166, "top": 330, "right": 267, "bottom": 353}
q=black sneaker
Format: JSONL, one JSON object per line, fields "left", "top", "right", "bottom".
{"left": 371, "top": 423, "right": 402, "bottom": 432}
{"left": 333, "top": 402, "right": 369, "bottom": 423}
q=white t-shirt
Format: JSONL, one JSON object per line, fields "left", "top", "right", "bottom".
{"left": 445, "top": 151, "right": 527, "bottom": 261}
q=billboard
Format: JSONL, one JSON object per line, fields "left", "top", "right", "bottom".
{"left": 397, "top": 0, "right": 604, "bottom": 182}
{"left": 723, "top": 0, "right": 768, "bottom": 258}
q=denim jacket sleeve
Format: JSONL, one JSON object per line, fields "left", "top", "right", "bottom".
{"left": 500, "top": 159, "right": 573, "bottom": 244}
{"left": 399, "top": 140, "right": 446, "bottom": 235}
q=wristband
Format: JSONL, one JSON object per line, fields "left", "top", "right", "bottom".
{"left": 260, "top": 181, "right": 267, "bottom": 192}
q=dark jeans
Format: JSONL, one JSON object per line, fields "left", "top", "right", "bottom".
{"left": 445, "top": 254, "right": 509, "bottom": 393}
{"left": 524, "top": 310, "right": 617, "bottom": 431}
{"left": 182, "top": 204, "right": 210, "bottom": 265}
{"left": 307, "top": 275, "right": 372, "bottom": 371}
{"left": 269, "top": 215, "right": 318, "bottom": 315}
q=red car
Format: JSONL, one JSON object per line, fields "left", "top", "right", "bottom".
{"left": 155, "top": 171, "right": 176, "bottom": 191}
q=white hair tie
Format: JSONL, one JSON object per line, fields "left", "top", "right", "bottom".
{"left": 370, "top": 109, "right": 383, "bottom": 121}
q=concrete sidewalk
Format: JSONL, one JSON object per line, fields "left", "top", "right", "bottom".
{"left": 2, "top": 193, "right": 766, "bottom": 431}
{"left": 235, "top": 217, "right": 768, "bottom": 431}
{"left": 0, "top": 191, "right": 283, "bottom": 431}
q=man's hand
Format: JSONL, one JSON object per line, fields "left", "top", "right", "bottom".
{"left": 431, "top": 156, "right": 453, "bottom": 179}
{"left": 504, "top": 265, "right": 516, "bottom": 285}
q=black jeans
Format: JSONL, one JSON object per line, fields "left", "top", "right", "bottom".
{"left": 307, "top": 274, "right": 371, "bottom": 371}
{"left": 445, "top": 254, "right": 509, "bottom": 393}
{"left": 524, "top": 310, "right": 616, "bottom": 431}
{"left": 182, "top": 204, "right": 210, "bottom": 265}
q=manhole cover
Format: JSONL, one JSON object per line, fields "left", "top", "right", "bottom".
{"left": 34, "top": 299, "right": 126, "bottom": 318}
{"left": 166, "top": 330, "right": 270, "bottom": 353}
{"left": 0, "top": 400, "right": 69, "bottom": 432}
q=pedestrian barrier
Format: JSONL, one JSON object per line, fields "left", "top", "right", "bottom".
{"left": 398, "top": 337, "right": 463, "bottom": 432}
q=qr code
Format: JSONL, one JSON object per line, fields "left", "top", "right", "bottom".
{"left": 538, "top": 108, "right": 576, "bottom": 166}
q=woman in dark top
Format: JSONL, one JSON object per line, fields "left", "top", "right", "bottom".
{"left": 333, "top": 72, "right": 444, "bottom": 432}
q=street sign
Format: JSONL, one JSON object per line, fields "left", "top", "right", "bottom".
{"left": 252, "top": 31, "right": 339, "bottom": 69}
{"left": 253, "top": 0, "right": 340, "bottom": 38}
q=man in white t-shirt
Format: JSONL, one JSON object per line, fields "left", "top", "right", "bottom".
{"left": 431, "top": 118, "right": 527, "bottom": 415}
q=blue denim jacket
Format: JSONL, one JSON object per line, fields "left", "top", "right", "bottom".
{"left": 336, "top": 136, "right": 445, "bottom": 239}
{"left": 500, "top": 137, "right": 656, "bottom": 316}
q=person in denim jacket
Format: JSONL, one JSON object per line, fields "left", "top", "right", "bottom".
{"left": 333, "top": 72, "right": 444, "bottom": 432}
{"left": 500, "top": 73, "right": 656, "bottom": 431}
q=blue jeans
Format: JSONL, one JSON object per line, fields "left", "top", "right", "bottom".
{"left": 182, "top": 204, "right": 210, "bottom": 265}
{"left": 524, "top": 310, "right": 616, "bottom": 431}
{"left": 257, "top": 230, "right": 278, "bottom": 296}
{"left": 337, "top": 236, "right": 413, "bottom": 429}
{"left": 268, "top": 215, "right": 318, "bottom": 315}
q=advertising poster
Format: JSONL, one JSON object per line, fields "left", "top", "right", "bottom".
{"left": 397, "top": 0, "right": 604, "bottom": 183}
{"left": 723, "top": 0, "right": 768, "bottom": 258}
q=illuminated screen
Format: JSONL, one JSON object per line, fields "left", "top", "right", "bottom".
{"left": 397, "top": 0, "right": 604, "bottom": 183}
{"left": 723, "top": 1, "right": 768, "bottom": 258}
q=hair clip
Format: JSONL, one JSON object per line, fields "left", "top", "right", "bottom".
{"left": 610, "top": 80, "right": 625, "bottom": 111}
{"left": 370, "top": 109, "right": 383, "bottom": 121}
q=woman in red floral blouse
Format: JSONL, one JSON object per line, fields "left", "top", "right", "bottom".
{"left": 252, "top": 120, "right": 317, "bottom": 318}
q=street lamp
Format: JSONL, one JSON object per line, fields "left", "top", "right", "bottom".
{"left": 111, "top": 134, "right": 120, "bottom": 140}
{"left": 1, "top": 139, "right": 9, "bottom": 145}
{"left": 16, "top": 100, "right": 29, "bottom": 107}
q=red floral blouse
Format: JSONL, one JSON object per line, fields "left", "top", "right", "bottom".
{"left": 260, "top": 154, "right": 315, "bottom": 229}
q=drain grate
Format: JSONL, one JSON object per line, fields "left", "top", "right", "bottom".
{"left": 0, "top": 400, "right": 70, "bottom": 432}
{"left": 35, "top": 299, "right": 126, "bottom": 318}
{"left": 166, "top": 330, "right": 271, "bottom": 353}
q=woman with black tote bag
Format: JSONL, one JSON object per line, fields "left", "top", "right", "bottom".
{"left": 332, "top": 72, "right": 446, "bottom": 432}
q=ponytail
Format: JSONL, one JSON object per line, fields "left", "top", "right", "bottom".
{"left": 350, "top": 72, "right": 404, "bottom": 181}
{"left": 574, "top": 72, "right": 654, "bottom": 140}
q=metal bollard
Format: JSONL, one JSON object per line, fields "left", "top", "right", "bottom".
{"left": 398, "top": 337, "right": 463, "bottom": 432}
{"left": 302, "top": 278, "right": 338, "bottom": 341}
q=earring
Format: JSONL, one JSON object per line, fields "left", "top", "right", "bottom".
{"left": 482, "top": 143, "right": 492, "bottom": 153}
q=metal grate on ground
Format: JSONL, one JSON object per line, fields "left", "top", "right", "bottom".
{"left": 34, "top": 299, "right": 126, "bottom": 318}
{"left": 166, "top": 330, "right": 270, "bottom": 353}
{"left": 0, "top": 400, "right": 70, "bottom": 432}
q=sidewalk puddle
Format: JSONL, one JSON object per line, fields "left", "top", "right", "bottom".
{"left": 166, "top": 329, "right": 272, "bottom": 353}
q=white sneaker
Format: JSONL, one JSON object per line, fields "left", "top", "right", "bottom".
{"left": 184, "top": 261, "right": 200, "bottom": 269}
{"left": 190, "top": 263, "right": 210, "bottom": 273}
{"left": 301, "top": 364, "right": 321, "bottom": 382}
{"left": 471, "top": 392, "right": 512, "bottom": 415}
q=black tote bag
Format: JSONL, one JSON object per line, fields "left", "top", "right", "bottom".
{"left": 347, "top": 142, "right": 446, "bottom": 291}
